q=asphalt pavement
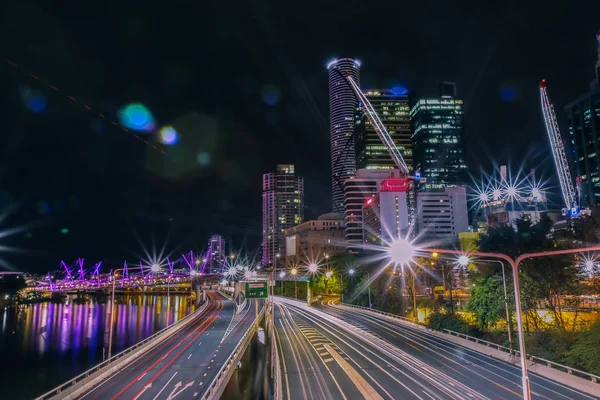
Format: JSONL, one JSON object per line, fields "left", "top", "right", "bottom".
{"left": 314, "top": 298, "right": 599, "bottom": 400}
{"left": 78, "top": 292, "right": 262, "bottom": 400}
{"left": 274, "top": 297, "right": 599, "bottom": 400}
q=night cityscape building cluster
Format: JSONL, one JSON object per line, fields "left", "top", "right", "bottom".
{"left": 262, "top": 57, "right": 472, "bottom": 263}
{"left": 261, "top": 31, "right": 600, "bottom": 266}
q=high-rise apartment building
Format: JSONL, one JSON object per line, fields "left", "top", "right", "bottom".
{"left": 206, "top": 235, "right": 225, "bottom": 274}
{"left": 411, "top": 82, "right": 467, "bottom": 191}
{"left": 355, "top": 88, "right": 412, "bottom": 171}
{"left": 328, "top": 58, "right": 361, "bottom": 213}
{"left": 363, "top": 178, "right": 410, "bottom": 245}
{"left": 262, "top": 164, "right": 304, "bottom": 266}
{"left": 343, "top": 169, "right": 404, "bottom": 248}
{"left": 416, "top": 186, "right": 469, "bottom": 241}
{"left": 565, "top": 32, "right": 600, "bottom": 206}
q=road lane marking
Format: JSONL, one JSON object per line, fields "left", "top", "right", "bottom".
{"left": 188, "top": 353, "right": 193, "bottom": 359}
{"left": 324, "top": 341, "right": 384, "bottom": 400}
{"left": 152, "top": 372, "right": 178, "bottom": 400}
{"left": 137, "top": 372, "right": 147, "bottom": 381}
{"left": 132, "top": 382, "right": 152, "bottom": 400}
{"left": 323, "top": 357, "right": 335, "bottom": 363}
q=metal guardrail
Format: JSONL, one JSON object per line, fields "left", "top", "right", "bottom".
{"left": 340, "top": 302, "right": 422, "bottom": 325}
{"left": 35, "top": 300, "right": 209, "bottom": 400}
{"left": 201, "top": 304, "right": 266, "bottom": 399}
{"left": 340, "top": 302, "right": 599, "bottom": 384}
{"left": 272, "top": 328, "right": 282, "bottom": 400}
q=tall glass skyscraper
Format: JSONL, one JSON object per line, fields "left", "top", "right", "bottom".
{"left": 565, "top": 31, "right": 600, "bottom": 206}
{"left": 207, "top": 235, "right": 225, "bottom": 274}
{"left": 355, "top": 88, "right": 412, "bottom": 172}
{"left": 410, "top": 82, "right": 467, "bottom": 191}
{"left": 328, "top": 58, "right": 361, "bottom": 213}
{"left": 262, "top": 165, "right": 304, "bottom": 266}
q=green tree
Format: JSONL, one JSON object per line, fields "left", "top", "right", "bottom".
{"left": 468, "top": 275, "right": 512, "bottom": 330}
{"left": 565, "top": 322, "right": 600, "bottom": 375}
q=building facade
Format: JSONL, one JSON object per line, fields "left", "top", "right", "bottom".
{"left": 416, "top": 186, "right": 468, "bottom": 241}
{"left": 262, "top": 164, "right": 304, "bottom": 266}
{"left": 343, "top": 169, "right": 405, "bottom": 248}
{"left": 206, "top": 235, "right": 225, "bottom": 274}
{"left": 284, "top": 213, "right": 346, "bottom": 265}
{"left": 362, "top": 178, "right": 410, "bottom": 245}
{"left": 355, "top": 88, "right": 412, "bottom": 171}
{"left": 565, "top": 32, "right": 600, "bottom": 206}
{"left": 411, "top": 82, "right": 467, "bottom": 191}
{"left": 328, "top": 58, "right": 361, "bottom": 213}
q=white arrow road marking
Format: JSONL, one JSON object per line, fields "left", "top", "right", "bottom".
{"left": 152, "top": 371, "right": 178, "bottom": 400}
{"left": 167, "top": 381, "right": 195, "bottom": 399}
{"left": 132, "top": 382, "right": 152, "bottom": 400}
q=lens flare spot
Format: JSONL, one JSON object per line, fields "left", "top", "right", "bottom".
{"left": 19, "top": 86, "right": 47, "bottom": 112}
{"left": 197, "top": 152, "right": 211, "bottom": 165}
{"left": 159, "top": 126, "right": 178, "bottom": 145}
{"left": 500, "top": 87, "right": 517, "bottom": 103}
{"left": 60, "top": 228, "right": 70, "bottom": 234}
{"left": 118, "top": 103, "right": 155, "bottom": 132}
{"left": 261, "top": 86, "right": 280, "bottom": 106}
{"left": 35, "top": 200, "right": 51, "bottom": 215}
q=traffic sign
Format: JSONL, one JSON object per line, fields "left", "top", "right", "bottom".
{"left": 245, "top": 282, "right": 268, "bottom": 298}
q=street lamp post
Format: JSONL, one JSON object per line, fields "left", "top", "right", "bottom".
{"left": 478, "top": 259, "right": 513, "bottom": 347}
{"left": 291, "top": 268, "right": 298, "bottom": 300}
{"left": 106, "top": 265, "right": 147, "bottom": 360}
{"left": 424, "top": 245, "right": 600, "bottom": 400}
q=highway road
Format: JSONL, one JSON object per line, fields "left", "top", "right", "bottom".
{"left": 275, "top": 297, "right": 599, "bottom": 400}
{"left": 79, "top": 292, "right": 262, "bottom": 400}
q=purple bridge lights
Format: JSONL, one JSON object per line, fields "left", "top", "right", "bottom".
{"left": 35, "top": 251, "right": 221, "bottom": 293}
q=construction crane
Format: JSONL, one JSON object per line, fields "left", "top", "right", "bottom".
{"left": 344, "top": 73, "right": 411, "bottom": 176}
{"left": 539, "top": 79, "right": 580, "bottom": 216}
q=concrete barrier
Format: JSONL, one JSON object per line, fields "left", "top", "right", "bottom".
{"left": 36, "top": 300, "right": 210, "bottom": 400}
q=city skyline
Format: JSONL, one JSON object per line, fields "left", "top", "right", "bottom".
{"left": 1, "top": 3, "right": 599, "bottom": 269}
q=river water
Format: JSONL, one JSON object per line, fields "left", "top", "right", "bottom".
{"left": 0, "top": 294, "right": 196, "bottom": 400}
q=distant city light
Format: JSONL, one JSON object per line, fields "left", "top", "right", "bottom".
{"left": 387, "top": 238, "right": 416, "bottom": 266}
{"left": 456, "top": 255, "right": 470, "bottom": 267}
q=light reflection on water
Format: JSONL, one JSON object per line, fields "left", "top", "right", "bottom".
{"left": 0, "top": 294, "right": 195, "bottom": 400}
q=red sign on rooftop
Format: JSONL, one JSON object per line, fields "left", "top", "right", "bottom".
{"left": 380, "top": 179, "right": 408, "bottom": 192}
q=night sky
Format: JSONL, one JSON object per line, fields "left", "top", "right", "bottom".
{"left": 1, "top": 0, "right": 599, "bottom": 273}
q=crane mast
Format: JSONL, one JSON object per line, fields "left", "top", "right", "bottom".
{"left": 344, "top": 73, "right": 411, "bottom": 175}
{"left": 539, "top": 80, "right": 578, "bottom": 212}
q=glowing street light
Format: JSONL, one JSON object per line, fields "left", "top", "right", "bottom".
{"left": 347, "top": 268, "right": 355, "bottom": 276}
{"left": 308, "top": 263, "right": 318, "bottom": 273}
{"left": 325, "top": 271, "right": 332, "bottom": 278}
{"left": 150, "top": 264, "right": 161, "bottom": 273}
{"left": 431, "top": 252, "right": 439, "bottom": 259}
{"left": 279, "top": 271, "right": 285, "bottom": 278}
{"left": 387, "top": 238, "right": 416, "bottom": 266}
{"left": 291, "top": 268, "right": 298, "bottom": 276}
{"left": 195, "top": 259, "right": 201, "bottom": 266}
{"left": 456, "top": 255, "right": 470, "bottom": 268}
